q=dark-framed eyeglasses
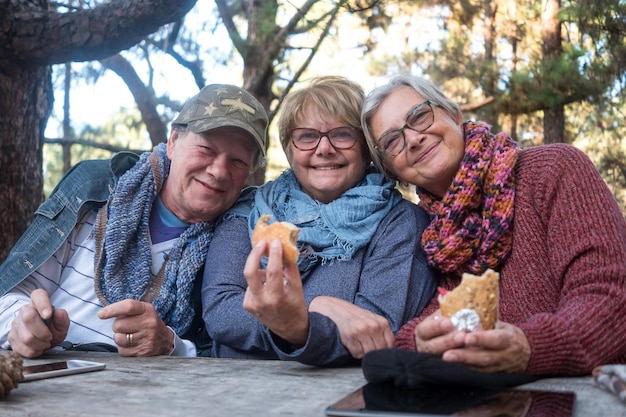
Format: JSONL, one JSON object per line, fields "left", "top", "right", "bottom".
{"left": 290, "top": 126, "right": 360, "bottom": 151}
{"left": 375, "top": 100, "right": 441, "bottom": 159}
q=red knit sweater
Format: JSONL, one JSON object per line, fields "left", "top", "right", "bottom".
{"left": 395, "top": 144, "right": 626, "bottom": 376}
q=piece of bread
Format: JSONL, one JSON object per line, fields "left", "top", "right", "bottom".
{"left": 438, "top": 269, "right": 500, "bottom": 331}
{"left": 251, "top": 214, "right": 300, "bottom": 264}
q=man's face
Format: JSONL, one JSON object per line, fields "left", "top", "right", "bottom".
{"left": 161, "top": 127, "right": 257, "bottom": 223}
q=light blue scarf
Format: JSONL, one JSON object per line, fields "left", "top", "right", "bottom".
{"left": 247, "top": 167, "right": 402, "bottom": 271}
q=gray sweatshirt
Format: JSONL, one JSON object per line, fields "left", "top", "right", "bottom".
{"left": 202, "top": 199, "right": 436, "bottom": 366}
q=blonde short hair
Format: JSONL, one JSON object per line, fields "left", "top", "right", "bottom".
{"left": 278, "top": 76, "right": 366, "bottom": 162}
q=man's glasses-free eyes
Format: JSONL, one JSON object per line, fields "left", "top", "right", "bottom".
{"left": 291, "top": 126, "right": 360, "bottom": 151}
{"left": 375, "top": 100, "right": 440, "bottom": 159}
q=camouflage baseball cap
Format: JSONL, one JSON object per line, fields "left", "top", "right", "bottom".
{"left": 172, "top": 84, "right": 269, "bottom": 156}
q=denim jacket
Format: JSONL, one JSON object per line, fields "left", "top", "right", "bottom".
{"left": 0, "top": 152, "right": 139, "bottom": 296}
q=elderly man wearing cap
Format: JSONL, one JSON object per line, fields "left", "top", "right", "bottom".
{"left": 0, "top": 84, "right": 268, "bottom": 358}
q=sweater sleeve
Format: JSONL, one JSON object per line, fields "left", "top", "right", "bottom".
{"left": 395, "top": 274, "right": 457, "bottom": 351}
{"left": 397, "top": 144, "right": 626, "bottom": 376}
{"left": 269, "top": 312, "right": 356, "bottom": 366}
{"left": 201, "top": 217, "right": 279, "bottom": 358}
{"left": 515, "top": 144, "right": 626, "bottom": 375}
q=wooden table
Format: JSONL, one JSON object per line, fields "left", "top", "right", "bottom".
{"left": 1, "top": 350, "right": 625, "bottom": 416}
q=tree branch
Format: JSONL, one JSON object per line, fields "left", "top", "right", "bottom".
{"left": 277, "top": 0, "right": 320, "bottom": 40}
{"left": 459, "top": 96, "right": 494, "bottom": 112}
{"left": 100, "top": 53, "right": 168, "bottom": 145}
{"left": 44, "top": 137, "right": 149, "bottom": 155}
{"left": 146, "top": 24, "right": 206, "bottom": 89}
{"left": 214, "top": 0, "right": 245, "bottom": 56}
{"left": 3, "top": 0, "right": 197, "bottom": 65}
{"left": 271, "top": 2, "right": 344, "bottom": 120}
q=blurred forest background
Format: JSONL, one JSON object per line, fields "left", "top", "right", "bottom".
{"left": 1, "top": 0, "right": 625, "bottom": 260}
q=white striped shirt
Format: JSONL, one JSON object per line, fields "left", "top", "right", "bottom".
{"left": 0, "top": 210, "right": 195, "bottom": 356}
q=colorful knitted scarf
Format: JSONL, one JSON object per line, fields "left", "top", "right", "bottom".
{"left": 419, "top": 121, "right": 518, "bottom": 276}
{"left": 93, "top": 143, "right": 216, "bottom": 334}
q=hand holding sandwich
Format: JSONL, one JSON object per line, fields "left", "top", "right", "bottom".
{"left": 245, "top": 215, "right": 394, "bottom": 357}
{"left": 414, "top": 270, "right": 531, "bottom": 373}
{"left": 414, "top": 314, "right": 531, "bottom": 373}
{"left": 243, "top": 238, "right": 309, "bottom": 347}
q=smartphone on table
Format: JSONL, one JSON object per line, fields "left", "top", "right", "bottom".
{"left": 22, "top": 360, "right": 106, "bottom": 381}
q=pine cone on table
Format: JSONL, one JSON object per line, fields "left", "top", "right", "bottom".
{"left": 0, "top": 351, "right": 23, "bottom": 398}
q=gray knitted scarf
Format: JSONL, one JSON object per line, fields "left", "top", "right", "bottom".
{"left": 93, "top": 143, "right": 216, "bottom": 334}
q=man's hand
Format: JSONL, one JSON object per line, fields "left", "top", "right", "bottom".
{"left": 98, "top": 300, "right": 174, "bottom": 356}
{"left": 7, "top": 289, "right": 69, "bottom": 358}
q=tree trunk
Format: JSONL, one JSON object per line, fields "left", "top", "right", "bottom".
{"left": 241, "top": 0, "right": 279, "bottom": 186}
{"left": 0, "top": 0, "right": 196, "bottom": 261}
{"left": 542, "top": 0, "right": 565, "bottom": 144}
{"left": 63, "top": 62, "right": 73, "bottom": 173}
{"left": 480, "top": 0, "right": 499, "bottom": 130}
{"left": 543, "top": 107, "right": 566, "bottom": 144}
{"left": 101, "top": 54, "right": 169, "bottom": 146}
{"left": 0, "top": 66, "right": 51, "bottom": 262}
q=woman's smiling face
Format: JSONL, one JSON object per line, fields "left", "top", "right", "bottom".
{"left": 288, "top": 107, "right": 369, "bottom": 203}
{"left": 369, "top": 86, "right": 465, "bottom": 197}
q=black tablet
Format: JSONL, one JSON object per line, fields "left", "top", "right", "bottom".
{"left": 326, "top": 383, "right": 576, "bottom": 417}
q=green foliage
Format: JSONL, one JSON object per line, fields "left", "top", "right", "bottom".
{"left": 571, "top": 99, "right": 626, "bottom": 215}
{"left": 42, "top": 0, "right": 625, "bottom": 215}
{"left": 43, "top": 145, "right": 64, "bottom": 199}
{"left": 496, "top": 45, "right": 612, "bottom": 115}
{"left": 358, "top": 0, "right": 625, "bottom": 215}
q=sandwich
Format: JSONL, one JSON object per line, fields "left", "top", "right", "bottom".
{"left": 438, "top": 269, "right": 500, "bottom": 331}
{"left": 251, "top": 214, "right": 300, "bottom": 264}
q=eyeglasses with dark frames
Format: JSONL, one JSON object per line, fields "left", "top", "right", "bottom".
{"left": 291, "top": 126, "right": 360, "bottom": 151}
{"left": 375, "top": 100, "right": 441, "bottom": 159}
